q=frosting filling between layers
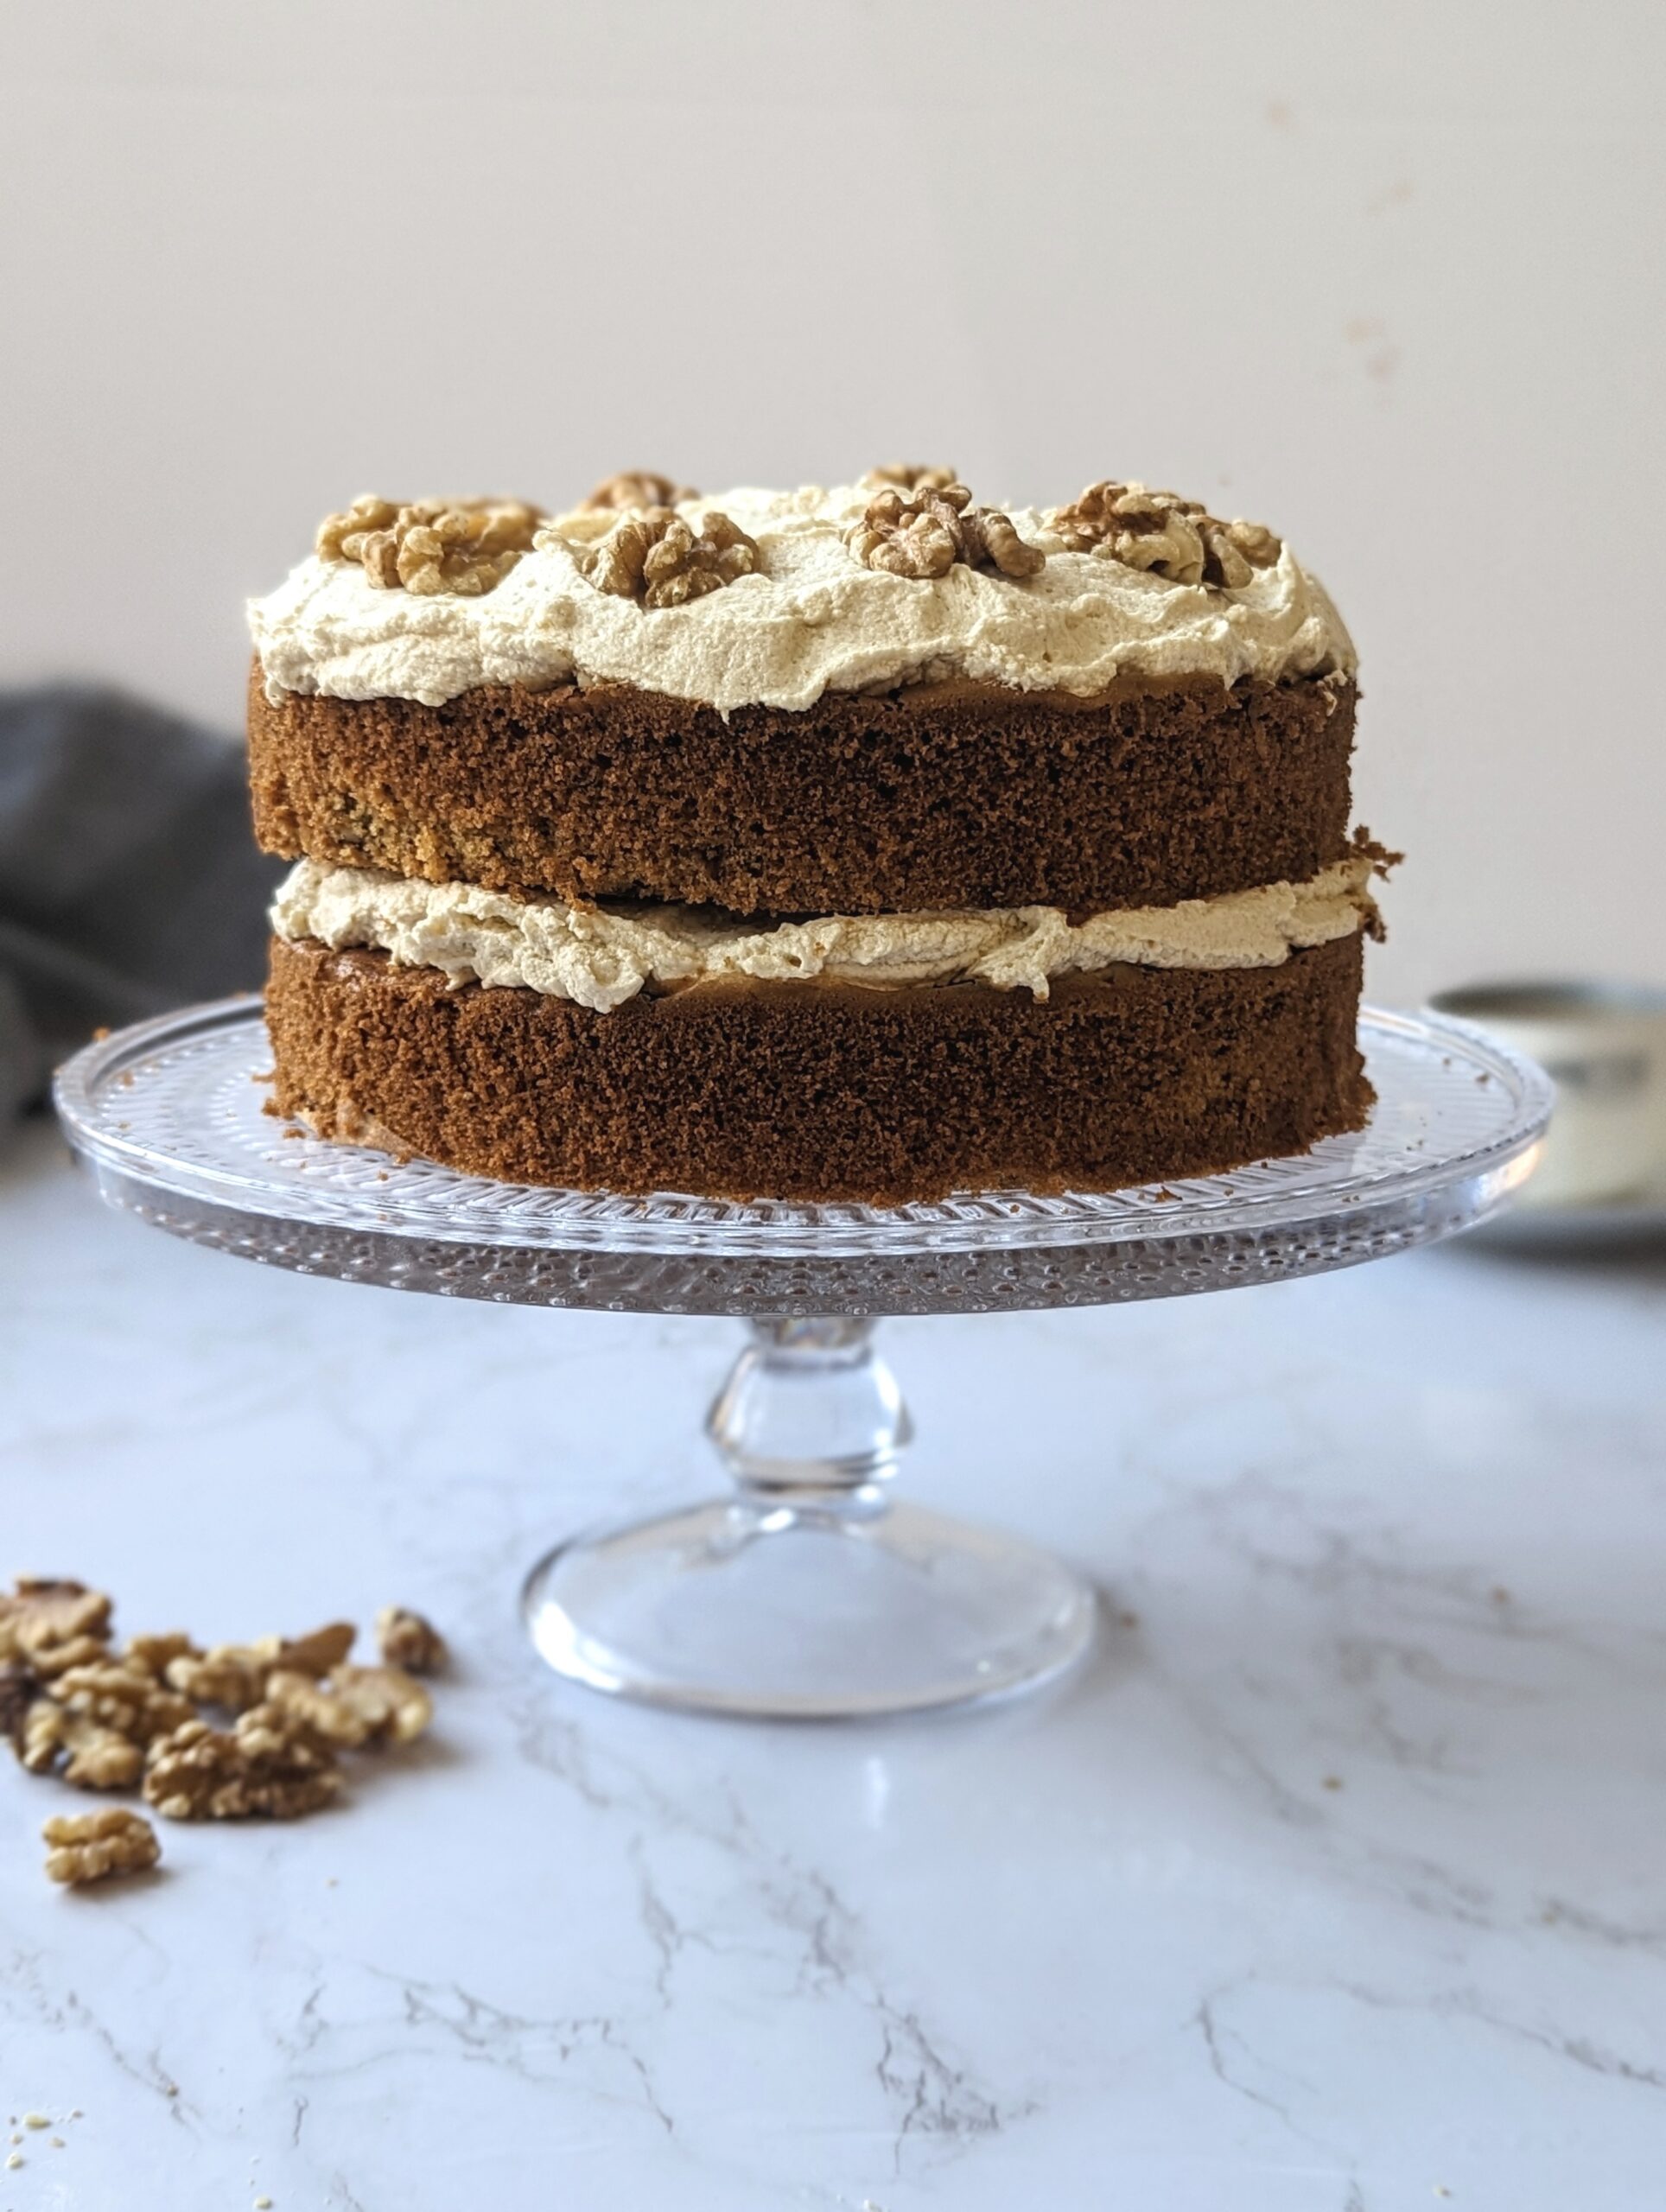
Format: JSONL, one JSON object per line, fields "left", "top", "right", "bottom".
{"left": 250, "top": 483, "right": 1356, "bottom": 714}
{"left": 272, "top": 857, "right": 1377, "bottom": 1015}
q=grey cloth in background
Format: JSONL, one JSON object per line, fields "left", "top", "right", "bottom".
{"left": 0, "top": 685, "right": 285, "bottom": 1123}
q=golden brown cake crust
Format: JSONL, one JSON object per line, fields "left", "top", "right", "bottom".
{"left": 265, "top": 934, "right": 1371, "bottom": 1206}
{"left": 249, "top": 665, "right": 1357, "bottom": 918}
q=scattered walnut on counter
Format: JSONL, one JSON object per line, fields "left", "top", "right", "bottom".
{"left": 162, "top": 1647, "right": 267, "bottom": 1713}
{"left": 50, "top": 1660, "right": 195, "bottom": 1745}
{"left": 315, "top": 497, "right": 543, "bottom": 596}
{"left": 42, "top": 1808, "right": 161, "bottom": 1886}
{"left": 272, "top": 1622, "right": 359, "bottom": 1678}
{"left": 264, "top": 1660, "right": 430, "bottom": 1750}
{"left": 326, "top": 1663, "right": 433, "bottom": 1747}
{"left": 845, "top": 480, "right": 1046, "bottom": 581}
{"left": 1047, "top": 480, "right": 1282, "bottom": 589}
{"left": 8, "top": 1583, "right": 442, "bottom": 1872}
{"left": 582, "top": 507, "right": 761, "bottom": 609}
{"left": 582, "top": 470, "right": 699, "bottom": 512}
{"left": 0, "top": 1579, "right": 113, "bottom": 1677}
{"left": 21, "top": 1699, "right": 144, "bottom": 1790}
{"left": 164, "top": 1621, "right": 355, "bottom": 1713}
{"left": 0, "top": 1661, "right": 32, "bottom": 1747}
{"left": 123, "top": 1632, "right": 198, "bottom": 1680}
{"left": 264, "top": 1669, "right": 373, "bottom": 1749}
{"left": 375, "top": 1605, "right": 448, "bottom": 1675}
{"left": 143, "top": 1706, "right": 343, "bottom": 1821}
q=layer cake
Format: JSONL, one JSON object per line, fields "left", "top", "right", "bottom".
{"left": 249, "top": 470, "right": 1383, "bottom": 1203}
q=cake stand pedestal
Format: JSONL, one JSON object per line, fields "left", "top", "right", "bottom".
{"left": 54, "top": 1002, "right": 1549, "bottom": 1719}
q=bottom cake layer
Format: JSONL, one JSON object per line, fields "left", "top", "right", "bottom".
{"left": 265, "top": 932, "right": 1371, "bottom": 1205}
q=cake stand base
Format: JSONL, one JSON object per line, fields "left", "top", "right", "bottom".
{"left": 522, "top": 1319, "right": 1095, "bottom": 1717}
{"left": 54, "top": 1000, "right": 1552, "bottom": 1724}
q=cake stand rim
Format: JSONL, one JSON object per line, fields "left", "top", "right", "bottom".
{"left": 51, "top": 995, "right": 1552, "bottom": 1293}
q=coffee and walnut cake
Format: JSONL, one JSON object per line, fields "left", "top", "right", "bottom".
{"left": 250, "top": 469, "right": 1385, "bottom": 1204}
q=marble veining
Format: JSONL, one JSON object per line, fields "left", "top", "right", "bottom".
{"left": 2, "top": 1118, "right": 1664, "bottom": 2209}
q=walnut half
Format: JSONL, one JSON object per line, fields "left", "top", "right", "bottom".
{"left": 21, "top": 1698, "right": 144, "bottom": 1789}
{"left": 0, "top": 1662, "right": 32, "bottom": 1747}
{"left": 581, "top": 508, "right": 760, "bottom": 610}
{"left": 50, "top": 1659, "right": 195, "bottom": 1745}
{"left": 1048, "top": 480, "right": 1281, "bottom": 589}
{"left": 0, "top": 1578, "right": 112, "bottom": 1676}
{"left": 582, "top": 470, "right": 699, "bottom": 512}
{"left": 845, "top": 481, "right": 1045, "bottom": 581}
{"left": 862, "top": 462, "right": 961, "bottom": 494}
{"left": 165, "top": 1621, "right": 355, "bottom": 1713}
{"left": 267, "top": 1662, "right": 432, "bottom": 1750}
{"left": 375, "top": 1606, "right": 448, "bottom": 1675}
{"left": 315, "top": 498, "right": 543, "bottom": 596}
{"left": 143, "top": 1707, "right": 343, "bottom": 1821}
{"left": 43, "top": 1808, "right": 161, "bottom": 1886}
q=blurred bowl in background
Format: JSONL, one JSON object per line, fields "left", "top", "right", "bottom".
{"left": 1428, "top": 979, "right": 1666, "bottom": 1235}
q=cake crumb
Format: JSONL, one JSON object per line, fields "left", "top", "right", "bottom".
{"left": 6, "top": 2150, "right": 22, "bottom": 2169}
{"left": 254, "top": 2196, "right": 274, "bottom": 2209}
{"left": 1322, "top": 1775, "right": 1344, "bottom": 1790}
{"left": 22, "top": 2114, "right": 49, "bottom": 2130}
{"left": 50, "top": 2135, "right": 64, "bottom": 2147}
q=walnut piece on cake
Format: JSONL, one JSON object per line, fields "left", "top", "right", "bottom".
{"left": 375, "top": 1605, "right": 448, "bottom": 1675}
{"left": 582, "top": 470, "right": 699, "bottom": 512}
{"left": 143, "top": 1706, "right": 343, "bottom": 1821}
{"left": 581, "top": 507, "right": 761, "bottom": 609}
{"left": 862, "top": 462, "right": 961, "bottom": 493}
{"left": 315, "top": 497, "right": 543, "bottom": 596}
{"left": 845, "top": 480, "right": 1046, "bottom": 580}
{"left": 43, "top": 1808, "right": 161, "bottom": 1886}
{"left": 1048, "top": 480, "right": 1282, "bottom": 589}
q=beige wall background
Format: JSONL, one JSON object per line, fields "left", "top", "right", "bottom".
{"left": 3, "top": 0, "right": 1661, "bottom": 1002}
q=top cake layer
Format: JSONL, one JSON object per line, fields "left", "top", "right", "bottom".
{"left": 250, "top": 480, "right": 1355, "bottom": 715}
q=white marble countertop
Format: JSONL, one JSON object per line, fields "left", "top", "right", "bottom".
{"left": 3, "top": 1115, "right": 1664, "bottom": 2211}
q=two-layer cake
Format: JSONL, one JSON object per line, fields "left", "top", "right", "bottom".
{"left": 250, "top": 470, "right": 1383, "bottom": 1203}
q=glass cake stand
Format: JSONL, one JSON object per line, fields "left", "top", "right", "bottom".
{"left": 54, "top": 999, "right": 1550, "bottom": 1720}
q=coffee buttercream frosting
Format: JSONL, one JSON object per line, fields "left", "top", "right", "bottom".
{"left": 272, "top": 857, "right": 1377, "bottom": 1014}
{"left": 251, "top": 483, "right": 1355, "bottom": 715}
